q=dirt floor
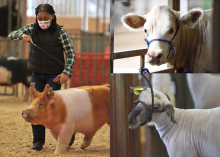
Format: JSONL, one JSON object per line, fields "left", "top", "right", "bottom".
{"left": 0, "top": 85, "right": 110, "bottom": 157}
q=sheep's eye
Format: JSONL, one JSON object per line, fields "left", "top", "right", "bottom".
{"left": 169, "top": 28, "right": 174, "bottom": 34}
{"left": 144, "top": 29, "right": 147, "bottom": 33}
{"left": 153, "top": 106, "right": 158, "bottom": 110}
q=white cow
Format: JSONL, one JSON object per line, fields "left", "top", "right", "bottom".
{"left": 129, "top": 88, "right": 220, "bottom": 157}
{"left": 187, "top": 74, "right": 220, "bottom": 109}
{"left": 121, "top": 5, "right": 213, "bottom": 72}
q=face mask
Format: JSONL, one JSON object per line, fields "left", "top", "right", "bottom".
{"left": 38, "top": 17, "right": 52, "bottom": 30}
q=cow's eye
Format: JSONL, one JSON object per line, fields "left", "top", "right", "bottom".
{"left": 169, "top": 28, "right": 174, "bottom": 34}
{"left": 144, "top": 29, "right": 147, "bottom": 33}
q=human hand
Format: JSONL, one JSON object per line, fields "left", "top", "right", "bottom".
{"left": 56, "top": 73, "right": 69, "bottom": 84}
{"left": 22, "top": 34, "right": 33, "bottom": 44}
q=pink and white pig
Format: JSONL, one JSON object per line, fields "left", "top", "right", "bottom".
{"left": 22, "top": 83, "right": 110, "bottom": 154}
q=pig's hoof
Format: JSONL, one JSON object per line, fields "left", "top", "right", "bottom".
{"left": 53, "top": 150, "right": 62, "bottom": 155}
{"left": 53, "top": 152, "right": 59, "bottom": 155}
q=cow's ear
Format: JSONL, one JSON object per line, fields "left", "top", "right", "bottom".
{"left": 121, "top": 13, "right": 146, "bottom": 32}
{"left": 128, "top": 103, "right": 148, "bottom": 130}
{"left": 171, "top": 8, "right": 203, "bottom": 25}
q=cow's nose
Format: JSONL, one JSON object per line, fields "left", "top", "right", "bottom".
{"left": 148, "top": 52, "right": 162, "bottom": 59}
{"left": 157, "top": 53, "right": 162, "bottom": 59}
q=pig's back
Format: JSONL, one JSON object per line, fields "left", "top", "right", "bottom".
{"left": 55, "top": 87, "right": 110, "bottom": 135}
{"left": 55, "top": 88, "right": 96, "bottom": 134}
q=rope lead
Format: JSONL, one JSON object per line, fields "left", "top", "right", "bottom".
{"left": 131, "top": 67, "right": 170, "bottom": 126}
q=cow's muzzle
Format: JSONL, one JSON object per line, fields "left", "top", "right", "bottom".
{"left": 148, "top": 52, "right": 163, "bottom": 64}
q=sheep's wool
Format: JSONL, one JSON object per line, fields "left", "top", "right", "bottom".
{"left": 153, "top": 107, "right": 220, "bottom": 157}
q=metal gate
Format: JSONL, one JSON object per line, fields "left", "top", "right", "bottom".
{"left": 67, "top": 30, "right": 110, "bottom": 87}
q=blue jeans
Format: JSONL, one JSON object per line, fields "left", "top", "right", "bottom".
{"left": 31, "top": 71, "right": 61, "bottom": 145}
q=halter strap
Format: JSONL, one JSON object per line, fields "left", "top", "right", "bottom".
{"left": 138, "top": 67, "right": 154, "bottom": 108}
{"left": 132, "top": 99, "right": 165, "bottom": 126}
{"left": 144, "top": 26, "right": 179, "bottom": 73}
{"left": 131, "top": 67, "right": 171, "bottom": 126}
{"left": 137, "top": 67, "right": 155, "bottom": 126}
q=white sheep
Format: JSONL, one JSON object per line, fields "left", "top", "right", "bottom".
{"left": 186, "top": 74, "right": 220, "bottom": 109}
{"left": 144, "top": 74, "right": 176, "bottom": 127}
{"left": 129, "top": 88, "right": 220, "bottom": 157}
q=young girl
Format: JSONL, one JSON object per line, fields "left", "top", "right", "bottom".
{"left": 8, "top": 4, "right": 75, "bottom": 151}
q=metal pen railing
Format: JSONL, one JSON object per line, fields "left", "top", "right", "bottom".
{"left": 69, "top": 35, "right": 110, "bottom": 87}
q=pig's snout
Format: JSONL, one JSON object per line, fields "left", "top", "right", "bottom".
{"left": 22, "top": 110, "right": 27, "bottom": 119}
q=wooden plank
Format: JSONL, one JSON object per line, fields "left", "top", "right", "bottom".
{"left": 212, "top": 0, "right": 220, "bottom": 72}
{"left": 110, "top": 74, "right": 116, "bottom": 157}
{"left": 125, "top": 74, "right": 140, "bottom": 157}
{"left": 114, "top": 48, "right": 147, "bottom": 60}
{"left": 172, "top": 0, "right": 180, "bottom": 11}
{"left": 154, "top": 68, "right": 173, "bottom": 73}
{"left": 110, "top": 34, "right": 114, "bottom": 73}
{"left": 140, "top": 55, "right": 145, "bottom": 67}
{"left": 110, "top": 74, "right": 141, "bottom": 157}
{"left": 110, "top": 0, "right": 114, "bottom": 73}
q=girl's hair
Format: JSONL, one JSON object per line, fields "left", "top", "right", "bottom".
{"left": 34, "top": 4, "right": 62, "bottom": 34}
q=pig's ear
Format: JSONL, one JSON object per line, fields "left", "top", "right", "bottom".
{"left": 171, "top": 8, "right": 203, "bottom": 25}
{"left": 29, "top": 83, "right": 40, "bottom": 99}
{"left": 128, "top": 103, "right": 147, "bottom": 130}
{"left": 121, "top": 13, "right": 146, "bottom": 32}
{"left": 43, "top": 84, "right": 55, "bottom": 104}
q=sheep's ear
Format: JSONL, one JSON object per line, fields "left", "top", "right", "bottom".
{"left": 121, "top": 13, "right": 146, "bottom": 32}
{"left": 171, "top": 8, "right": 203, "bottom": 25}
{"left": 164, "top": 104, "right": 176, "bottom": 123}
{"left": 128, "top": 103, "right": 147, "bottom": 130}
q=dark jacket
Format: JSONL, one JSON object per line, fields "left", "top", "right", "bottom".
{"left": 27, "top": 24, "right": 65, "bottom": 75}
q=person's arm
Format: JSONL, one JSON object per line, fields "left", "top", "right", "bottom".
{"left": 58, "top": 28, "right": 75, "bottom": 78}
{"left": 8, "top": 23, "right": 34, "bottom": 41}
